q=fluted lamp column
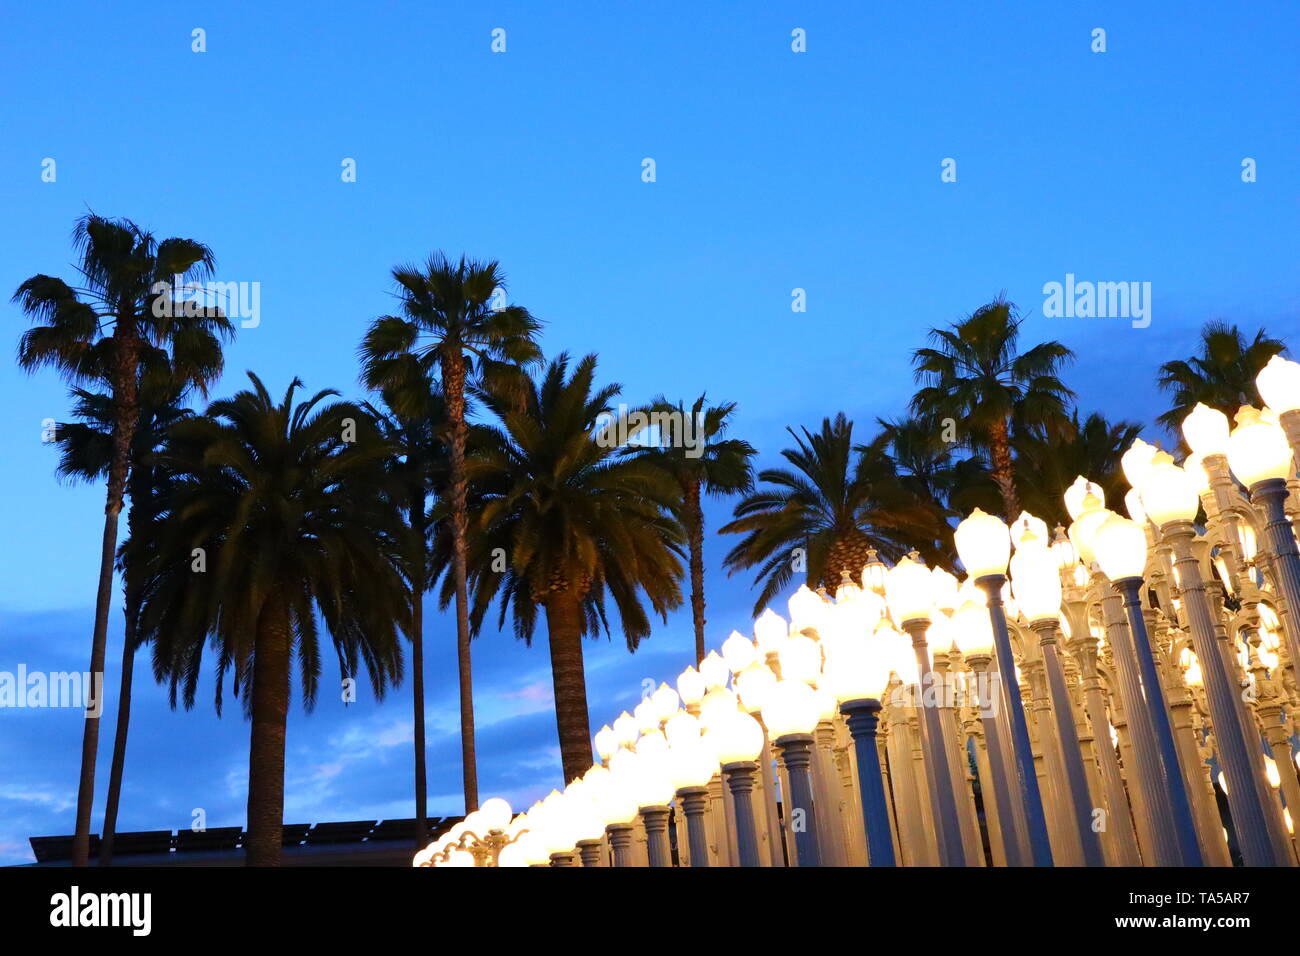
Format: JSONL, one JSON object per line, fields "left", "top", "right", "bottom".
{"left": 1008, "top": 526, "right": 1106, "bottom": 867}
{"left": 708, "top": 709, "right": 768, "bottom": 867}
{"left": 956, "top": 509, "right": 1055, "bottom": 867}
{"left": 1227, "top": 396, "right": 1300, "bottom": 695}
{"left": 667, "top": 716, "right": 716, "bottom": 867}
{"left": 822, "top": 598, "right": 897, "bottom": 866}
{"left": 1092, "top": 511, "right": 1204, "bottom": 866}
{"left": 762, "top": 679, "right": 825, "bottom": 867}
{"left": 1153, "top": 417, "right": 1297, "bottom": 867}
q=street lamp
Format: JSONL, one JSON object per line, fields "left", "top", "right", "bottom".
{"left": 823, "top": 616, "right": 897, "bottom": 866}
{"left": 704, "top": 708, "right": 767, "bottom": 867}
{"left": 762, "top": 678, "right": 824, "bottom": 866}
{"left": 1009, "top": 525, "right": 1105, "bottom": 866}
{"left": 955, "top": 508, "right": 1054, "bottom": 867}
{"left": 1092, "top": 510, "right": 1204, "bottom": 866}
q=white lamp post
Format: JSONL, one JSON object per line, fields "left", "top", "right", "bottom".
{"left": 1091, "top": 510, "right": 1204, "bottom": 866}
{"left": 954, "top": 509, "right": 1054, "bottom": 866}
{"left": 884, "top": 553, "right": 969, "bottom": 866}
{"left": 762, "top": 678, "right": 824, "bottom": 866}
{"left": 1009, "top": 531, "right": 1105, "bottom": 867}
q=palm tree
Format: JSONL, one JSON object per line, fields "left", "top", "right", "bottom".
{"left": 361, "top": 374, "right": 448, "bottom": 844}
{"left": 13, "top": 214, "right": 232, "bottom": 866}
{"left": 1014, "top": 411, "right": 1143, "bottom": 526}
{"left": 720, "top": 413, "right": 912, "bottom": 616}
{"left": 136, "top": 373, "right": 411, "bottom": 866}
{"left": 632, "top": 396, "right": 755, "bottom": 664}
{"left": 911, "top": 297, "right": 1074, "bottom": 521}
{"left": 50, "top": 358, "right": 193, "bottom": 865}
{"left": 858, "top": 415, "right": 997, "bottom": 569}
{"left": 445, "top": 353, "right": 683, "bottom": 786}
{"left": 1157, "top": 321, "right": 1284, "bottom": 438}
{"left": 360, "top": 253, "right": 541, "bottom": 812}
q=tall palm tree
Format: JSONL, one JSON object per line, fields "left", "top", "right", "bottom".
{"left": 13, "top": 214, "right": 232, "bottom": 866}
{"left": 361, "top": 374, "right": 448, "bottom": 844}
{"left": 720, "top": 413, "right": 912, "bottom": 616}
{"left": 911, "top": 297, "right": 1074, "bottom": 521}
{"left": 136, "top": 373, "right": 411, "bottom": 866}
{"left": 1157, "top": 321, "right": 1284, "bottom": 437}
{"left": 360, "top": 253, "right": 541, "bottom": 812}
{"left": 444, "top": 353, "right": 683, "bottom": 786}
{"left": 50, "top": 358, "right": 193, "bottom": 865}
{"left": 632, "top": 396, "right": 755, "bottom": 664}
{"left": 1014, "top": 411, "right": 1143, "bottom": 526}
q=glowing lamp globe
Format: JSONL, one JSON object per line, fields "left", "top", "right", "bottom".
{"left": 1256, "top": 354, "right": 1300, "bottom": 413}
{"left": 1064, "top": 476, "right": 1106, "bottom": 522}
{"left": 954, "top": 509, "right": 1012, "bottom": 579}
{"left": 1139, "top": 463, "right": 1201, "bottom": 525}
{"left": 1009, "top": 546, "right": 1062, "bottom": 623}
{"left": 612, "top": 711, "right": 639, "bottom": 747}
{"left": 633, "top": 697, "right": 659, "bottom": 733}
{"left": 1182, "top": 403, "right": 1230, "bottom": 456}
{"left": 1226, "top": 407, "right": 1294, "bottom": 486}
{"left": 1009, "top": 511, "right": 1050, "bottom": 551}
{"left": 778, "top": 632, "right": 823, "bottom": 685}
{"left": 676, "top": 666, "right": 706, "bottom": 707}
{"left": 478, "top": 796, "right": 513, "bottom": 832}
{"left": 733, "top": 662, "right": 777, "bottom": 714}
{"left": 1068, "top": 506, "right": 1114, "bottom": 566}
{"left": 754, "top": 609, "right": 789, "bottom": 656}
{"left": 761, "top": 678, "right": 822, "bottom": 738}
{"left": 496, "top": 842, "right": 529, "bottom": 868}
{"left": 593, "top": 724, "right": 618, "bottom": 762}
{"left": 927, "top": 566, "right": 960, "bottom": 613}
{"left": 1124, "top": 487, "right": 1148, "bottom": 525}
{"left": 885, "top": 554, "right": 935, "bottom": 623}
{"left": 698, "top": 687, "right": 740, "bottom": 726}
{"left": 861, "top": 553, "right": 888, "bottom": 594}
{"left": 1120, "top": 438, "right": 1161, "bottom": 489}
{"left": 721, "top": 630, "right": 758, "bottom": 673}
{"left": 668, "top": 738, "right": 718, "bottom": 790}
{"left": 823, "top": 637, "right": 890, "bottom": 703}
{"left": 787, "top": 584, "right": 830, "bottom": 634}
{"left": 663, "top": 709, "right": 701, "bottom": 747}
{"left": 1182, "top": 453, "right": 1212, "bottom": 494}
{"left": 698, "top": 650, "right": 731, "bottom": 690}
{"left": 951, "top": 599, "right": 994, "bottom": 655}
{"left": 635, "top": 728, "right": 669, "bottom": 761}
{"left": 711, "top": 710, "right": 766, "bottom": 764}
{"left": 1092, "top": 514, "right": 1148, "bottom": 581}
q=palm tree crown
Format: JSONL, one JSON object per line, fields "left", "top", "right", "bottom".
{"left": 1156, "top": 321, "right": 1284, "bottom": 438}
{"left": 632, "top": 395, "right": 755, "bottom": 663}
{"left": 721, "top": 413, "right": 910, "bottom": 615}
{"left": 137, "top": 372, "right": 411, "bottom": 865}
{"left": 911, "top": 297, "right": 1074, "bottom": 520}
{"left": 450, "top": 353, "right": 684, "bottom": 785}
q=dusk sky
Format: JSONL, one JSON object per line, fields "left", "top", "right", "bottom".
{"left": 1, "top": 1, "right": 1297, "bottom": 865}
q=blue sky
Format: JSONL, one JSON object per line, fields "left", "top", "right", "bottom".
{"left": 1, "top": 1, "right": 1297, "bottom": 864}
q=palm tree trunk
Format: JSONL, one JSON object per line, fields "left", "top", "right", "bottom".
{"left": 71, "top": 352, "right": 138, "bottom": 867}
{"left": 409, "top": 497, "right": 428, "bottom": 844}
{"left": 685, "top": 479, "right": 707, "bottom": 665}
{"left": 99, "top": 464, "right": 150, "bottom": 866}
{"left": 97, "top": 592, "right": 137, "bottom": 866}
{"left": 989, "top": 418, "right": 1020, "bottom": 521}
{"left": 544, "top": 593, "right": 594, "bottom": 786}
{"left": 245, "top": 597, "right": 292, "bottom": 866}
{"left": 441, "top": 352, "right": 478, "bottom": 812}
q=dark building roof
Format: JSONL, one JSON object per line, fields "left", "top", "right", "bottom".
{"left": 27, "top": 817, "right": 463, "bottom": 867}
